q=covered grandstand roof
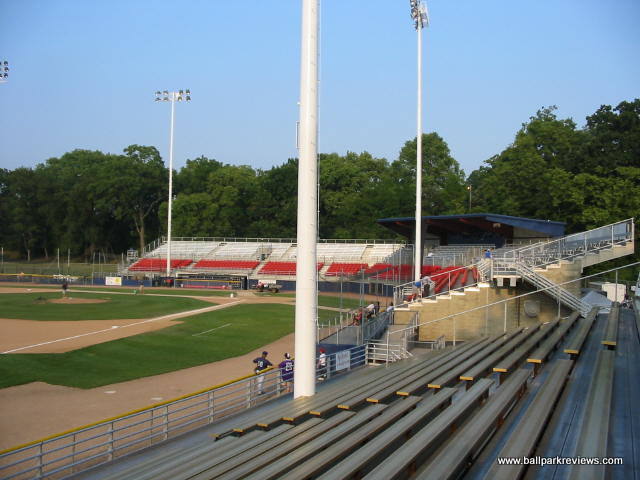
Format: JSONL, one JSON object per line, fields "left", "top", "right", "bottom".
{"left": 377, "top": 213, "right": 566, "bottom": 245}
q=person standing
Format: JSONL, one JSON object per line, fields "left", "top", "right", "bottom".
{"left": 61, "top": 280, "right": 68, "bottom": 298}
{"left": 278, "top": 353, "right": 294, "bottom": 393}
{"left": 317, "top": 348, "right": 327, "bottom": 380}
{"left": 253, "top": 351, "right": 273, "bottom": 394}
{"left": 421, "top": 275, "right": 435, "bottom": 298}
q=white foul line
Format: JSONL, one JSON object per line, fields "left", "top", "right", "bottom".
{"left": 2, "top": 300, "right": 244, "bottom": 354}
{"left": 192, "top": 323, "right": 232, "bottom": 336}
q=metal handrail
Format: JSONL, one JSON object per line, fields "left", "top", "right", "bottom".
{"left": 388, "top": 261, "right": 640, "bottom": 346}
{"left": 493, "top": 218, "right": 634, "bottom": 274}
{"left": 393, "top": 264, "right": 480, "bottom": 306}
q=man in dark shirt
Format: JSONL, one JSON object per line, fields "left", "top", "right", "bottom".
{"left": 278, "top": 353, "right": 294, "bottom": 393}
{"left": 253, "top": 351, "right": 273, "bottom": 394}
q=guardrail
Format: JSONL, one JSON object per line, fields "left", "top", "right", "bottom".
{"left": 392, "top": 265, "right": 480, "bottom": 307}
{"left": 388, "top": 262, "right": 640, "bottom": 347}
{"left": 493, "top": 218, "right": 634, "bottom": 275}
{"left": 0, "top": 344, "right": 371, "bottom": 480}
{"left": 317, "top": 310, "right": 393, "bottom": 345}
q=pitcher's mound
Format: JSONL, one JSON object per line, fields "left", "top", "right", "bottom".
{"left": 49, "top": 297, "right": 108, "bottom": 304}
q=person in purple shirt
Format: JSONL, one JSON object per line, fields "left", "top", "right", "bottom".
{"left": 278, "top": 353, "right": 294, "bottom": 393}
{"left": 253, "top": 351, "right": 273, "bottom": 394}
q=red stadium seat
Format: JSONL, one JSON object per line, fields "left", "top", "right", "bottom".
{"left": 325, "top": 263, "right": 368, "bottom": 276}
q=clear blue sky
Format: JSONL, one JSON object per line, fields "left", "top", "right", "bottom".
{"left": 1, "top": 0, "right": 638, "bottom": 176}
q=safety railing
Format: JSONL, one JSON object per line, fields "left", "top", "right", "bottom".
{"left": 366, "top": 340, "right": 412, "bottom": 364}
{"left": 388, "top": 261, "right": 639, "bottom": 347}
{"left": 392, "top": 265, "right": 480, "bottom": 307}
{"left": 516, "top": 263, "right": 591, "bottom": 316}
{"left": 492, "top": 218, "right": 634, "bottom": 276}
{"left": 317, "top": 310, "right": 393, "bottom": 346}
{"left": 0, "top": 344, "right": 368, "bottom": 480}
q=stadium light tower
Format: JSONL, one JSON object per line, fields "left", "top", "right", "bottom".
{"left": 0, "top": 61, "right": 9, "bottom": 84}
{"left": 410, "top": 0, "right": 429, "bottom": 283}
{"left": 155, "top": 89, "right": 191, "bottom": 277}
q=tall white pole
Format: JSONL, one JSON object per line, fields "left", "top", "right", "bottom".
{"left": 294, "top": 0, "right": 319, "bottom": 399}
{"left": 166, "top": 95, "right": 175, "bottom": 277}
{"left": 414, "top": 12, "right": 423, "bottom": 283}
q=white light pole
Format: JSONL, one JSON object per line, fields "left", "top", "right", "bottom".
{"left": 410, "top": 0, "right": 429, "bottom": 283}
{"left": 0, "top": 61, "right": 9, "bottom": 84}
{"left": 155, "top": 89, "right": 191, "bottom": 277}
{"left": 294, "top": 0, "right": 319, "bottom": 399}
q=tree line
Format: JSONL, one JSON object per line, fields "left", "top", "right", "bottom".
{"left": 0, "top": 99, "right": 637, "bottom": 260}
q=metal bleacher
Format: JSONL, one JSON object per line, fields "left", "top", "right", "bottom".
{"left": 127, "top": 239, "right": 411, "bottom": 279}
{"left": 9, "top": 300, "right": 636, "bottom": 480}
{"left": 148, "top": 241, "right": 220, "bottom": 260}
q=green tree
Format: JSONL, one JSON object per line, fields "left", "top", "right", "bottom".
{"left": 384, "top": 132, "right": 467, "bottom": 218}
{"left": 254, "top": 158, "right": 298, "bottom": 237}
{"left": 175, "top": 156, "right": 223, "bottom": 195}
{"left": 318, "top": 151, "right": 390, "bottom": 238}
{"left": 100, "top": 145, "right": 167, "bottom": 253}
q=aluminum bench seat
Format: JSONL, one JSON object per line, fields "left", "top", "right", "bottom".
{"left": 527, "top": 311, "right": 579, "bottom": 374}
{"left": 395, "top": 337, "right": 494, "bottom": 397}
{"left": 119, "top": 424, "right": 294, "bottom": 480}
{"left": 602, "top": 302, "right": 620, "bottom": 349}
{"left": 366, "top": 338, "right": 486, "bottom": 403}
{"left": 564, "top": 307, "right": 598, "bottom": 357}
{"left": 416, "top": 368, "right": 533, "bottom": 479}
{"left": 320, "top": 387, "right": 460, "bottom": 479}
{"left": 483, "top": 359, "right": 574, "bottom": 480}
{"left": 214, "top": 405, "right": 386, "bottom": 480}
{"left": 567, "top": 350, "right": 615, "bottom": 480}
{"left": 332, "top": 346, "right": 464, "bottom": 411}
{"left": 493, "top": 320, "right": 559, "bottom": 380}
{"left": 428, "top": 330, "right": 523, "bottom": 390}
{"left": 361, "top": 379, "right": 494, "bottom": 480}
{"left": 303, "top": 349, "right": 448, "bottom": 416}
{"left": 248, "top": 396, "right": 424, "bottom": 480}
{"left": 180, "top": 413, "right": 353, "bottom": 480}
{"left": 460, "top": 326, "right": 538, "bottom": 385}
{"left": 98, "top": 427, "right": 285, "bottom": 480}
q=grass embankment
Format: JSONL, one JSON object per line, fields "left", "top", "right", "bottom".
{"left": 0, "top": 304, "right": 295, "bottom": 389}
{"left": 0, "top": 292, "right": 211, "bottom": 321}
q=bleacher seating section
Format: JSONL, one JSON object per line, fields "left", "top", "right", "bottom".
{"left": 364, "top": 263, "right": 392, "bottom": 275}
{"left": 129, "top": 259, "right": 192, "bottom": 271}
{"left": 213, "top": 243, "right": 260, "bottom": 258}
{"left": 316, "top": 244, "right": 367, "bottom": 261}
{"left": 259, "top": 262, "right": 324, "bottom": 275}
{"left": 325, "top": 263, "right": 368, "bottom": 276}
{"left": 193, "top": 260, "right": 260, "bottom": 270}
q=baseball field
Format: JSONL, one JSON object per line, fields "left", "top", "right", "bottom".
{"left": 0, "top": 285, "right": 371, "bottom": 449}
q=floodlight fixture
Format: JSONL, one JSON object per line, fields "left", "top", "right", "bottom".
{"left": 154, "top": 89, "right": 192, "bottom": 276}
{"left": 0, "top": 60, "right": 8, "bottom": 83}
{"left": 410, "top": 0, "right": 429, "bottom": 30}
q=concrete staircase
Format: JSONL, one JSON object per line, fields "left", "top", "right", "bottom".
{"left": 516, "top": 263, "right": 591, "bottom": 316}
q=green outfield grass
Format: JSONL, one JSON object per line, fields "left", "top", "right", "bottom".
{"left": 317, "top": 295, "right": 363, "bottom": 310}
{"left": 0, "top": 292, "right": 211, "bottom": 321}
{"left": 0, "top": 284, "right": 246, "bottom": 297}
{"left": 0, "top": 304, "right": 295, "bottom": 389}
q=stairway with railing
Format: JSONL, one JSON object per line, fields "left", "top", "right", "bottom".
{"left": 394, "top": 218, "right": 634, "bottom": 311}
{"left": 516, "top": 263, "right": 591, "bottom": 316}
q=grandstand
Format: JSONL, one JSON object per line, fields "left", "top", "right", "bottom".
{"left": 1, "top": 218, "right": 637, "bottom": 479}
{"left": 125, "top": 239, "right": 411, "bottom": 284}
